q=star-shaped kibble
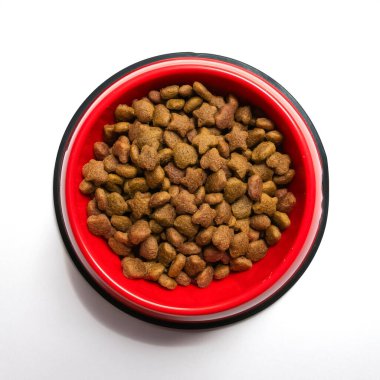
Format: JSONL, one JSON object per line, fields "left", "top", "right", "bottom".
{"left": 127, "top": 191, "right": 151, "bottom": 219}
{"left": 193, "top": 103, "right": 218, "bottom": 127}
{"left": 192, "top": 128, "right": 219, "bottom": 154}
{"left": 191, "top": 204, "right": 217, "bottom": 228}
{"left": 82, "top": 159, "right": 108, "bottom": 186}
{"left": 171, "top": 189, "right": 198, "bottom": 215}
{"left": 225, "top": 125, "right": 248, "bottom": 151}
{"left": 200, "top": 148, "right": 227, "bottom": 172}
{"left": 252, "top": 193, "right": 278, "bottom": 216}
{"left": 167, "top": 113, "right": 195, "bottom": 137}
{"left": 180, "top": 167, "right": 207, "bottom": 193}
{"left": 227, "top": 153, "right": 249, "bottom": 179}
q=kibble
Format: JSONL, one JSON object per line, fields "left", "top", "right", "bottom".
{"left": 80, "top": 81, "right": 296, "bottom": 289}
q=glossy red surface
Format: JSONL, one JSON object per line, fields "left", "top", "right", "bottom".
{"left": 65, "top": 58, "right": 318, "bottom": 316}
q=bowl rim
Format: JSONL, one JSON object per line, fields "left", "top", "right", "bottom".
{"left": 53, "top": 52, "right": 329, "bottom": 329}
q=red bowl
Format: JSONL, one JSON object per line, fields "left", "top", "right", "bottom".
{"left": 54, "top": 53, "right": 328, "bottom": 328}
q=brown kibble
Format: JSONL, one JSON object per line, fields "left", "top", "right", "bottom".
{"left": 266, "top": 152, "right": 291, "bottom": 175}
{"left": 132, "top": 97, "right": 154, "bottom": 123}
{"left": 231, "top": 196, "right": 252, "bottom": 219}
{"left": 217, "top": 137, "right": 230, "bottom": 158}
{"left": 230, "top": 257, "right": 252, "bottom": 272}
{"left": 112, "top": 136, "right": 130, "bottom": 164}
{"left": 265, "top": 225, "right": 282, "bottom": 246}
{"left": 149, "top": 219, "right": 163, "bottom": 234}
{"left": 229, "top": 232, "right": 249, "bottom": 258}
{"left": 103, "top": 124, "right": 116, "bottom": 144}
{"left": 114, "top": 230, "right": 130, "bottom": 245}
{"left": 227, "top": 153, "right": 249, "bottom": 179}
{"left": 160, "top": 85, "right": 179, "bottom": 100}
{"left": 173, "top": 143, "right": 197, "bottom": 169}
{"left": 106, "top": 192, "right": 128, "bottom": 215}
{"left": 204, "top": 193, "right": 223, "bottom": 205}
{"left": 168, "top": 185, "right": 180, "bottom": 198}
{"left": 276, "top": 191, "right": 296, "bottom": 213}
{"left": 203, "top": 246, "right": 224, "bottom": 263}
{"left": 195, "top": 226, "right": 216, "bottom": 246}
{"left": 128, "top": 192, "right": 151, "bottom": 219}
{"left": 180, "top": 167, "right": 207, "bottom": 193}
{"left": 194, "top": 186, "right": 206, "bottom": 205}
{"left": 224, "top": 177, "right": 247, "bottom": 203}
{"left": 266, "top": 130, "right": 283, "bottom": 145}
{"left": 225, "top": 125, "right": 248, "bottom": 151}
{"left": 103, "top": 155, "right": 119, "bottom": 173}
{"left": 158, "top": 148, "right": 173, "bottom": 165}
{"left": 250, "top": 164, "right": 274, "bottom": 182}
{"left": 252, "top": 193, "right": 278, "bottom": 216}
{"left": 262, "top": 180, "right": 277, "bottom": 196}
{"left": 157, "top": 242, "right": 176, "bottom": 266}
{"left": 124, "top": 177, "right": 149, "bottom": 196}
{"left": 192, "top": 128, "right": 219, "bottom": 154}
{"left": 235, "top": 106, "right": 252, "bottom": 125}
{"left": 205, "top": 169, "right": 227, "bottom": 193}
{"left": 171, "top": 189, "right": 197, "bottom": 215}
{"left": 139, "top": 236, "right": 158, "bottom": 260}
{"left": 247, "top": 128, "right": 266, "bottom": 148}
{"left": 193, "top": 81, "right": 225, "bottom": 108}
{"left": 87, "top": 199, "right": 101, "bottom": 216}
{"left": 145, "top": 165, "right": 165, "bottom": 189}
{"left": 175, "top": 271, "right": 191, "bottom": 286}
{"left": 234, "top": 218, "right": 250, "bottom": 233}
{"left": 115, "top": 104, "right": 135, "bottom": 122}
{"left": 111, "top": 215, "right": 132, "bottom": 232}
{"left": 215, "top": 95, "right": 238, "bottom": 130}
{"left": 196, "top": 266, "right": 214, "bottom": 288}
{"left": 200, "top": 148, "right": 226, "bottom": 172}
{"left": 272, "top": 211, "right": 291, "bottom": 230}
{"left": 168, "top": 253, "right": 186, "bottom": 277}
{"left": 95, "top": 188, "right": 108, "bottom": 210}
{"left": 161, "top": 177, "right": 171, "bottom": 191}
{"left": 193, "top": 102, "right": 218, "bottom": 127}
{"left": 166, "top": 227, "right": 186, "bottom": 248}
{"left": 148, "top": 90, "right": 162, "bottom": 104}
{"left": 246, "top": 240, "right": 268, "bottom": 262}
{"left": 179, "top": 84, "right": 193, "bottom": 98}
{"left": 166, "top": 98, "right": 185, "bottom": 111}
{"left": 122, "top": 257, "right": 146, "bottom": 279}
{"left": 183, "top": 96, "right": 203, "bottom": 114}
{"left": 113, "top": 122, "right": 130, "bottom": 134}
{"left": 93, "top": 142, "right": 110, "bottom": 160}
{"left": 174, "top": 215, "right": 199, "bottom": 238}
{"left": 105, "top": 182, "right": 122, "bottom": 194}
{"left": 178, "top": 242, "right": 201, "bottom": 256}
{"left": 79, "top": 180, "right": 95, "bottom": 194}
{"left": 163, "top": 130, "right": 183, "bottom": 149}
{"left": 167, "top": 113, "right": 194, "bottom": 137}
{"left": 149, "top": 191, "right": 171, "bottom": 208}
{"left": 137, "top": 145, "right": 159, "bottom": 171}
{"left": 107, "top": 173, "right": 124, "bottom": 186}
{"left": 212, "top": 225, "right": 233, "bottom": 251}
{"left": 82, "top": 159, "right": 108, "bottom": 186}
{"left": 108, "top": 237, "right": 131, "bottom": 256}
{"left": 250, "top": 214, "right": 271, "bottom": 231}
{"left": 128, "top": 220, "right": 151, "bottom": 245}
{"left": 152, "top": 204, "right": 176, "bottom": 227}
{"left": 133, "top": 124, "right": 162, "bottom": 149}
{"left": 87, "top": 214, "right": 114, "bottom": 239}
{"left": 214, "top": 201, "right": 232, "bottom": 225}
{"left": 192, "top": 204, "right": 216, "bottom": 228}
{"left": 144, "top": 262, "right": 165, "bottom": 281}
{"left": 153, "top": 104, "right": 171, "bottom": 127}
{"left": 184, "top": 255, "right": 206, "bottom": 277}
{"left": 273, "top": 169, "right": 295, "bottom": 185}
{"left": 214, "top": 264, "right": 230, "bottom": 280}
{"left": 251, "top": 141, "right": 276, "bottom": 162}
{"left": 247, "top": 174, "right": 263, "bottom": 201}
{"left": 256, "top": 117, "right": 275, "bottom": 131}
{"left": 158, "top": 274, "right": 177, "bottom": 290}
{"left": 248, "top": 228, "right": 260, "bottom": 242}
{"left": 164, "top": 162, "right": 185, "bottom": 184}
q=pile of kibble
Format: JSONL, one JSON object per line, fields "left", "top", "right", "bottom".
{"left": 79, "top": 82, "right": 296, "bottom": 289}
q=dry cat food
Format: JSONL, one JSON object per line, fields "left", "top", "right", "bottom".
{"left": 80, "top": 82, "right": 296, "bottom": 289}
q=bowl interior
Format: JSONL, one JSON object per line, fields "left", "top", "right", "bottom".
{"left": 65, "top": 59, "right": 316, "bottom": 316}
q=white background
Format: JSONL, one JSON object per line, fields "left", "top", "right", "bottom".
{"left": 1, "top": 1, "right": 379, "bottom": 379}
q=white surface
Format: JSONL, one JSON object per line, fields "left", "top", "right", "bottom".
{"left": 0, "top": 1, "right": 379, "bottom": 379}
